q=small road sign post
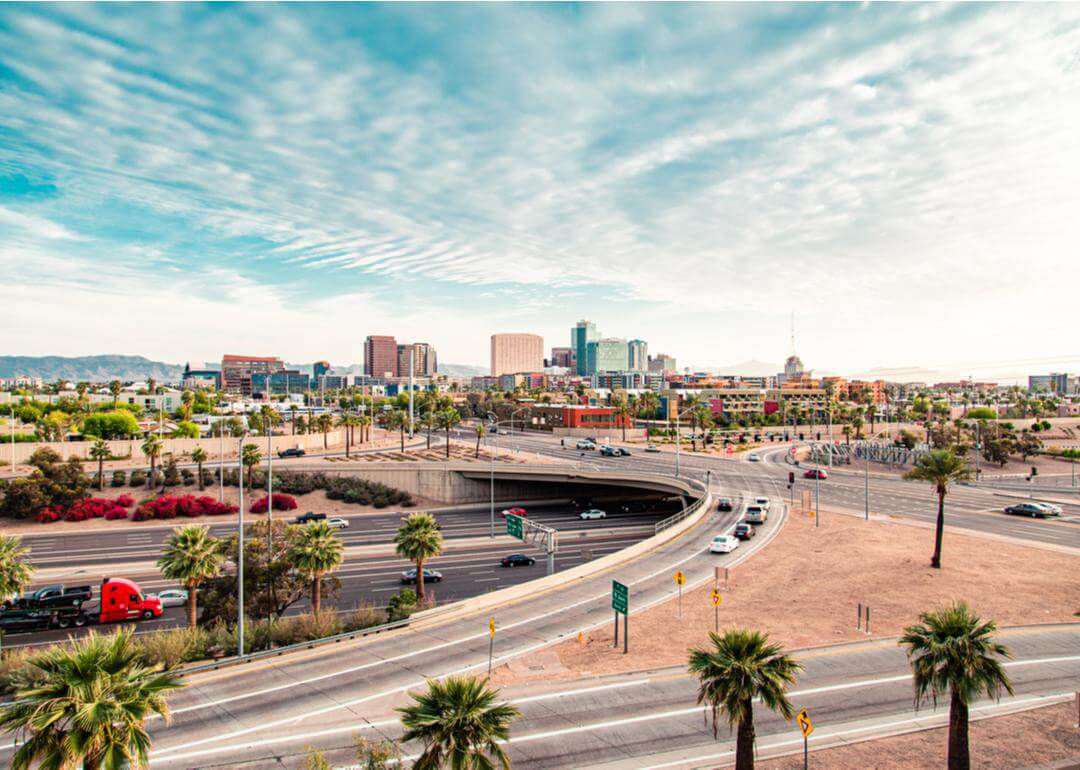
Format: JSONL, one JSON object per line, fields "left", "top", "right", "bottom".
{"left": 674, "top": 570, "right": 686, "bottom": 618}
{"left": 612, "top": 580, "right": 629, "bottom": 654}
{"left": 488, "top": 617, "right": 495, "bottom": 674}
{"left": 796, "top": 708, "right": 813, "bottom": 769}
{"left": 710, "top": 588, "right": 722, "bottom": 631}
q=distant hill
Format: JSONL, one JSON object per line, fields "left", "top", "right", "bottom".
{"left": 0, "top": 355, "right": 183, "bottom": 383}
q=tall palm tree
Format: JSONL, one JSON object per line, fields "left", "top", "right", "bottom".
{"left": 0, "top": 630, "right": 182, "bottom": 770}
{"left": 616, "top": 401, "right": 631, "bottom": 442}
{"left": 89, "top": 439, "right": 111, "bottom": 490}
{"left": 394, "top": 513, "right": 443, "bottom": 602}
{"left": 191, "top": 446, "right": 208, "bottom": 490}
{"left": 241, "top": 443, "right": 262, "bottom": 488}
{"left": 358, "top": 414, "right": 371, "bottom": 445}
{"left": 900, "top": 603, "right": 1013, "bottom": 770}
{"left": 180, "top": 390, "right": 194, "bottom": 421}
{"left": 338, "top": 413, "right": 356, "bottom": 458}
{"left": 295, "top": 415, "right": 308, "bottom": 435}
{"left": 688, "top": 628, "right": 802, "bottom": 770}
{"left": 422, "top": 410, "right": 438, "bottom": 450}
{"left": 141, "top": 434, "right": 162, "bottom": 489}
{"left": 397, "top": 676, "right": 519, "bottom": 770}
{"left": 0, "top": 534, "right": 35, "bottom": 603}
{"left": 904, "top": 449, "right": 974, "bottom": 569}
{"left": 437, "top": 409, "right": 461, "bottom": 459}
{"left": 474, "top": 422, "right": 486, "bottom": 459}
{"left": 316, "top": 413, "right": 334, "bottom": 449}
{"left": 289, "top": 404, "right": 299, "bottom": 435}
{"left": 386, "top": 410, "right": 408, "bottom": 453}
{"left": 157, "top": 525, "right": 224, "bottom": 627}
{"left": 289, "top": 521, "right": 344, "bottom": 615}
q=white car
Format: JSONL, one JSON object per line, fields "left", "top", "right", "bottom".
{"left": 753, "top": 496, "right": 771, "bottom": 511}
{"left": 327, "top": 517, "right": 350, "bottom": 529}
{"left": 576, "top": 439, "right": 596, "bottom": 450}
{"left": 579, "top": 509, "right": 607, "bottom": 520}
{"left": 747, "top": 453, "right": 761, "bottom": 462}
{"left": 645, "top": 444, "right": 661, "bottom": 453}
{"left": 155, "top": 588, "right": 188, "bottom": 608}
{"left": 709, "top": 535, "right": 739, "bottom": 554}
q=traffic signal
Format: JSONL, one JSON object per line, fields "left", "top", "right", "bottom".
{"left": 816, "top": 432, "right": 821, "bottom": 440}
{"left": 788, "top": 471, "right": 795, "bottom": 486}
{"left": 1031, "top": 466, "right": 1038, "bottom": 477}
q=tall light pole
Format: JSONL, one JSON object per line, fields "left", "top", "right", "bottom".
{"left": 218, "top": 421, "right": 224, "bottom": 503}
{"left": 237, "top": 431, "right": 248, "bottom": 656}
{"left": 10, "top": 405, "right": 15, "bottom": 471}
{"left": 487, "top": 412, "right": 498, "bottom": 538}
{"left": 408, "top": 349, "right": 415, "bottom": 438}
{"left": 266, "top": 408, "right": 274, "bottom": 619}
{"left": 864, "top": 444, "right": 869, "bottom": 521}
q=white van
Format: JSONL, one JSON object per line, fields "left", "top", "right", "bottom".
{"left": 745, "top": 505, "right": 767, "bottom": 525}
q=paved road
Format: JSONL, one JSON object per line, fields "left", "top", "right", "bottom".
{"left": 133, "top": 624, "right": 1080, "bottom": 768}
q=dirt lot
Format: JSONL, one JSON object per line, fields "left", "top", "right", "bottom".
{"left": 493, "top": 506, "right": 1080, "bottom": 684}
{"left": 759, "top": 700, "right": 1080, "bottom": 769}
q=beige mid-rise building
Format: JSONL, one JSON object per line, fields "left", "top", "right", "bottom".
{"left": 490, "top": 333, "right": 544, "bottom": 376}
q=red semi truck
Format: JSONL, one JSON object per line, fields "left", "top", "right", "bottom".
{"left": 0, "top": 577, "right": 163, "bottom": 632}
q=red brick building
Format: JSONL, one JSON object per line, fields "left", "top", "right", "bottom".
{"left": 364, "top": 335, "right": 397, "bottom": 379}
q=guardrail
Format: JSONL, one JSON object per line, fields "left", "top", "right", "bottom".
{"left": 654, "top": 479, "right": 710, "bottom": 535}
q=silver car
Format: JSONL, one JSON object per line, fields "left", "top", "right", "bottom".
{"left": 155, "top": 588, "right": 189, "bottom": 607}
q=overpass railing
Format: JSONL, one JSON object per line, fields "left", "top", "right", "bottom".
{"left": 654, "top": 479, "right": 710, "bottom": 535}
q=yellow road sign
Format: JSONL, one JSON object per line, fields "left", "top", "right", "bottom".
{"left": 710, "top": 588, "right": 722, "bottom": 606}
{"left": 796, "top": 708, "right": 813, "bottom": 738}
{"left": 674, "top": 570, "right": 686, "bottom": 586}
{"left": 489, "top": 617, "right": 495, "bottom": 639}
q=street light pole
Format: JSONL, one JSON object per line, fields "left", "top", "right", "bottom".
{"left": 266, "top": 413, "right": 273, "bottom": 620}
{"left": 487, "top": 412, "right": 497, "bottom": 538}
{"left": 237, "top": 432, "right": 247, "bottom": 657}
{"left": 864, "top": 446, "right": 869, "bottom": 521}
{"left": 10, "top": 406, "right": 14, "bottom": 471}
{"left": 218, "top": 424, "right": 224, "bottom": 503}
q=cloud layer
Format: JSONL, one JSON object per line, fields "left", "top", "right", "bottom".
{"left": 1, "top": 4, "right": 1079, "bottom": 372}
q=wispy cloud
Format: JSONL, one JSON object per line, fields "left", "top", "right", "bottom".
{"left": 0, "top": 3, "right": 1078, "bottom": 369}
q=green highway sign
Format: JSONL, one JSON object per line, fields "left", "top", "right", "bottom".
{"left": 612, "top": 580, "right": 628, "bottom": 614}
{"left": 506, "top": 514, "right": 524, "bottom": 540}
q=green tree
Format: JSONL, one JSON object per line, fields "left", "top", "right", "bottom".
{"left": 180, "top": 389, "right": 194, "bottom": 421}
{"left": 289, "top": 521, "right": 345, "bottom": 615}
{"left": 82, "top": 411, "right": 141, "bottom": 440}
{"left": 354, "top": 736, "right": 402, "bottom": 769}
{"left": 397, "top": 676, "right": 519, "bottom": 770}
{"left": 242, "top": 443, "right": 262, "bottom": 489}
{"left": 157, "top": 525, "right": 224, "bottom": 627}
{"left": 903, "top": 449, "right": 974, "bottom": 569}
{"left": 900, "top": 603, "right": 1013, "bottom": 770}
{"left": 421, "top": 409, "right": 438, "bottom": 451}
{"left": 89, "top": 439, "right": 111, "bottom": 491}
{"left": 0, "top": 534, "right": 35, "bottom": 602}
{"left": 170, "top": 421, "right": 200, "bottom": 439}
{"left": 316, "top": 413, "right": 334, "bottom": 449}
{"left": 191, "top": 446, "right": 208, "bottom": 491}
{"left": 688, "top": 629, "right": 802, "bottom": 770}
{"left": 437, "top": 409, "right": 461, "bottom": 459}
{"left": 109, "top": 379, "right": 122, "bottom": 409}
{"left": 616, "top": 401, "right": 631, "bottom": 442}
{"left": 141, "top": 435, "right": 162, "bottom": 490}
{"left": 394, "top": 512, "right": 443, "bottom": 602}
{"left": 0, "top": 630, "right": 182, "bottom": 770}
{"left": 474, "top": 422, "right": 486, "bottom": 459}
{"left": 385, "top": 410, "right": 408, "bottom": 453}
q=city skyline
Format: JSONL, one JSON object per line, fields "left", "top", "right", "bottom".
{"left": 2, "top": 4, "right": 1079, "bottom": 373}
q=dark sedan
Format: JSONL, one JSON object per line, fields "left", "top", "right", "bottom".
{"left": 400, "top": 568, "right": 443, "bottom": 584}
{"left": 734, "top": 522, "right": 756, "bottom": 540}
{"left": 1004, "top": 503, "right": 1054, "bottom": 518}
{"left": 500, "top": 554, "right": 536, "bottom": 568}
{"left": 716, "top": 498, "right": 735, "bottom": 512}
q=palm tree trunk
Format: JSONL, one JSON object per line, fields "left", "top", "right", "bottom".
{"left": 426, "top": 426, "right": 432, "bottom": 450}
{"left": 400, "top": 425, "right": 405, "bottom": 453}
{"left": 323, "top": 429, "right": 328, "bottom": 450}
{"left": 475, "top": 433, "right": 481, "bottom": 458}
{"left": 948, "top": 689, "right": 970, "bottom": 770}
{"left": 187, "top": 585, "right": 197, "bottom": 628}
{"left": 98, "top": 457, "right": 104, "bottom": 490}
{"left": 931, "top": 490, "right": 945, "bottom": 568}
{"left": 345, "top": 427, "right": 350, "bottom": 459}
{"left": 735, "top": 707, "right": 756, "bottom": 770}
{"left": 312, "top": 575, "right": 321, "bottom": 615}
{"left": 445, "top": 428, "right": 451, "bottom": 459}
{"left": 197, "top": 461, "right": 204, "bottom": 491}
{"left": 415, "top": 558, "right": 425, "bottom": 602}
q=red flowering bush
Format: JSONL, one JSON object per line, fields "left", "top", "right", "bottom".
{"left": 104, "top": 507, "right": 128, "bottom": 520}
{"left": 132, "top": 505, "right": 153, "bottom": 522}
{"left": 36, "top": 508, "right": 62, "bottom": 524}
{"left": 115, "top": 494, "right": 135, "bottom": 508}
{"left": 249, "top": 493, "right": 298, "bottom": 514}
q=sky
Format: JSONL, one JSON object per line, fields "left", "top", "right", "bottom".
{"left": 2, "top": 3, "right": 1080, "bottom": 377}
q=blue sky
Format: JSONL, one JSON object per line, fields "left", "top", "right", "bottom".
{"left": 2, "top": 3, "right": 1079, "bottom": 376}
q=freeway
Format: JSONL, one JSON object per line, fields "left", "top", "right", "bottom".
{"left": 473, "top": 429, "right": 1080, "bottom": 550}
{"left": 141, "top": 624, "right": 1080, "bottom": 768}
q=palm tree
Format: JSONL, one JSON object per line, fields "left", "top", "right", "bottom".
{"left": 338, "top": 413, "right": 356, "bottom": 458}
{"left": 141, "top": 434, "right": 162, "bottom": 489}
{"left": 397, "top": 676, "right": 519, "bottom": 770}
{"left": 386, "top": 410, "right": 408, "bottom": 453}
{"left": 0, "top": 630, "right": 182, "bottom": 770}
{"left": 438, "top": 408, "right": 461, "bottom": 459}
{"left": 191, "top": 446, "right": 208, "bottom": 490}
{"left": 904, "top": 449, "right": 974, "bottom": 569}
{"left": 289, "top": 404, "right": 299, "bottom": 435}
{"left": 688, "top": 628, "right": 801, "bottom": 770}
{"left": 422, "top": 410, "right": 438, "bottom": 450}
{"left": 157, "top": 525, "right": 224, "bottom": 627}
{"left": 394, "top": 513, "right": 443, "bottom": 602}
{"left": 241, "top": 443, "right": 262, "bottom": 488}
{"left": 900, "top": 603, "right": 1013, "bottom": 770}
{"left": 616, "top": 401, "right": 631, "bottom": 442}
{"left": 295, "top": 415, "right": 308, "bottom": 435}
{"left": 289, "top": 521, "right": 345, "bottom": 615}
{"left": 180, "top": 390, "right": 194, "bottom": 421}
{"left": 146, "top": 377, "right": 156, "bottom": 396}
{"left": 89, "top": 439, "right": 111, "bottom": 491}
{"left": 358, "top": 414, "right": 372, "bottom": 446}
{"left": 851, "top": 415, "right": 864, "bottom": 440}
{"left": 474, "top": 422, "right": 486, "bottom": 459}
{"left": 316, "top": 413, "right": 334, "bottom": 449}
{"left": 0, "top": 534, "right": 35, "bottom": 603}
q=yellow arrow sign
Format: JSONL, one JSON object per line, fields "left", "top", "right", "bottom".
{"left": 489, "top": 617, "right": 495, "bottom": 639}
{"left": 710, "top": 588, "right": 722, "bottom": 606}
{"left": 674, "top": 570, "right": 686, "bottom": 586}
{"left": 796, "top": 708, "right": 813, "bottom": 738}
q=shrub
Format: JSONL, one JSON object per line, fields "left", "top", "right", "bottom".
{"left": 115, "top": 494, "right": 135, "bottom": 508}
{"left": 111, "top": 470, "right": 127, "bottom": 487}
{"left": 132, "top": 505, "right": 153, "bottom": 522}
{"left": 342, "top": 602, "right": 381, "bottom": 632}
{"left": 104, "top": 507, "right": 128, "bottom": 520}
{"left": 35, "top": 508, "right": 61, "bottom": 524}
{"left": 249, "top": 493, "right": 299, "bottom": 514}
{"left": 386, "top": 589, "right": 417, "bottom": 621}
{"left": 129, "top": 469, "right": 146, "bottom": 487}
{"left": 181, "top": 468, "right": 195, "bottom": 485}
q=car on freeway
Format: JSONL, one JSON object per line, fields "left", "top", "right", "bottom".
{"left": 327, "top": 517, "right": 350, "bottom": 529}
{"left": 1004, "top": 503, "right": 1059, "bottom": 518}
{"left": 716, "top": 498, "right": 735, "bottom": 512}
{"left": 619, "top": 448, "right": 632, "bottom": 456}
{"left": 600, "top": 445, "right": 624, "bottom": 457}
{"left": 500, "top": 507, "right": 527, "bottom": 518}
{"left": 576, "top": 439, "right": 596, "bottom": 450}
{"left": 154, "top": 588, "right": 189, "bottom": 608}
{"left": 645, "top": 444, "right": 661, "bottom": 453}
{"left": 579, "top": 509, "right": 607, "bottom": 520}
{"left": 733, "top": 522, "right": 756, "bottom": 540}
{"left": 753, "top": 496, "right": 771, "bottom": 511}
{"left": 400, "top": 568, "right": 443, "bottom": 584}
{"left": 744, "top": 505, "right": 768, "bottom": 525}
{"left": 500, "top": 554, "right": 536, "bottom": 567}
{"left": 709, "top": 535, "right": 740, "bottom": 554}
{"left": 747, "top": 453, "right": 761, "bottom": 462}
{"left": 294, "top": 512, "right": 326, "bottom": 524}
{"left": 278, "top": 447, "right": 306, "bottom": 458}
{"left": 803, "top": 469, "right": 828, "bottom": 480}
{"left": 1033, "top": 502, "right": 1063, "bottom": 516}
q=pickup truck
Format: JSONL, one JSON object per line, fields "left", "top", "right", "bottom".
{"left": 15, "top": 584, "right": 93, "bottom": 610}
{"left": 0, "top": 577, "right": 162, "bottom": 632}
{"left": 294, "top": 511, "right": 327, "bottom": 524}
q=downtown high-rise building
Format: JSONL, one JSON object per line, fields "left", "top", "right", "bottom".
{"left": 572, "top": 320, "right": 599, "bottom": 376}
{"left": 550, "top": 346, "right": 574, "bottom": 369}
{"left": 627, "top": 339, "right": 648, "bottom": 371}
{"left": 648, "top": 353, "right": 677, "bottom": 373}
{"left": 397, "top": 342, "right": 437, "bottom": 377}
{"left": 364, "top": 335, "right": 398, "bottom": 378}
{"left": 585, "top": 338, "right": 629, "bottom": 374}
{"left": 490, "top": 333, "right": 544, "bottom": 376}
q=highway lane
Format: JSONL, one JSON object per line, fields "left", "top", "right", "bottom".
{"left": 140, "top": 624, "right": 1080, "bottom": 768}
